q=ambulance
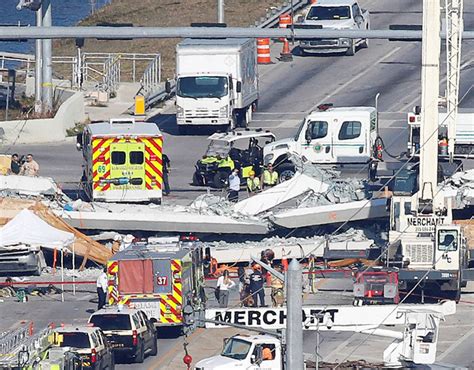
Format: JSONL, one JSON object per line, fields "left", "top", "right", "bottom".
{"left": 106, "top": 238, "right": 206, "bottom": 328}
{"left": 76, "top": 118, "right": 163, "bottom": 203}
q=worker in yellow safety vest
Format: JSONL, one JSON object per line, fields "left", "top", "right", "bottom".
{"left": 262, "top": 164, "right": 279, "bottom": 188}
{"left": 247, "top": 170, "right": 261, "bottom": 195}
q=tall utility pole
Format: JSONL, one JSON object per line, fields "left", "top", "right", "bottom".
{"left": 42, "top": 0, "right": 53, "bottom": 113}
{"left": 418, "top": 0, "right": 442, "bottom": 211}
{"left": 444, "top": 0, "right": 464, "bottom": 161}
{"left": 286, "top": 259, "right": 304, "bottom": 369}
{"left": 35, "top": 7, "right": 43, "bottom": 113}
{"left": 217, "top": 0, "right": 224, "bottom": 23}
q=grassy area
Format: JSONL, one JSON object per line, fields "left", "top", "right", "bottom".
{"left": 54, "top": 0, "right": 283, "bottom": 80}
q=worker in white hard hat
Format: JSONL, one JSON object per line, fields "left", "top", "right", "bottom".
{"left": 247, "top": 170, "right": 261, "bottom": 196}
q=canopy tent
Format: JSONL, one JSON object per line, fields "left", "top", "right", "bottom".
{"left": 0, "top": 209, "right": 75, "bottom": 249}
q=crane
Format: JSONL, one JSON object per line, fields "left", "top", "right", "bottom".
{"left": 444, "top": 0, "right": 464, "bottom": 161}
{"left": 387, "top": 0, "right": 468, "bottom": 302}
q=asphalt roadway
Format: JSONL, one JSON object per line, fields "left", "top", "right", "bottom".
{"left": 1, "top": 0, "right": 474, "bottom": 368}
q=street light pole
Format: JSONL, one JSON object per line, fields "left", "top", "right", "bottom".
{"left": 35, "top": 7, "right": 43, "bottom": 113}
{"left": 217, "top": 0, "right": 225, "bottom": 24}
{"left": 42, "top": 0, "right": 53, "bottom": 113}
{"left": 286, "top": 259, "right": 304, "bottom": 369}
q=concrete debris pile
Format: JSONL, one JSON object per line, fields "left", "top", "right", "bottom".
{"left": 297, "top": 178, "right": 367, "bottom": 208}
{"left": 210, "top": 228, "right": 370, "bottom": 249}
{"left": 0, "top": 175, "right": 69, "bottom": 201}
{"left": 208, "top": 228, "right": 376, "bottom": 263}
{"left": 190, "top": 194, "right": 265, "bottom": 223}
{"left": 61, "top": 197, "right": 269, "bottom": 234}
{"left": 444, "top": 169, "right": 474, "bottom": 208}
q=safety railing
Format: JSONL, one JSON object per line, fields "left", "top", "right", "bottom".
{"left": 138, "top": 54, "right": 161, "bottom": 98}
{"left": 0, "top": 51, "right": 35, "bottom": 74}
{"left": 0, "top": 322, "right": 52, "bottom": 368}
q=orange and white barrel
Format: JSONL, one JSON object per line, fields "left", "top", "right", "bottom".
{"left": 279, "top": 14, "right": 292, "bottom": 41}
{"left": 257, "top": 38, "right": 271, "bottom": 64}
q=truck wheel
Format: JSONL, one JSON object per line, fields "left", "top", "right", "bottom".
{"left": 245, "top": 106, "right": 253, "bottom": 127}
{"left": 134, "top": 341, "right": 145, "bottom": 363}
{"left": 192, "top": 172, "right": 204, "bottom": 186}
{"left": 213, "top": 171, "right": 228, "bottom": 188}
{"left": 178, "top": 126, "right": 188, "bottom": 135}
{"left": 345, "top": 40, "right": 356, "bottom": 56}
{"left": 361, "top": 26, "right": 369, "bottom": 48}
{"left": 277, "top": 163, "right": 296, "bottom": 181}
{"left": 361, "top": 37, "right": 369, "bottom": 49}
{"left": 149, "top": 334, "right": 158, "bottom": 356}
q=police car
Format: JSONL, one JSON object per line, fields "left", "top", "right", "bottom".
{"left": 88, "top": 306, "right": 157, "bottom": 363}
{"left": 51, "top": 325, "right": 115, "bottom": 369}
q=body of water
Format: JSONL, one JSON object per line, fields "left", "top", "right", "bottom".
{"left": 0, "top": 0, "right": 110, "bottom": 56}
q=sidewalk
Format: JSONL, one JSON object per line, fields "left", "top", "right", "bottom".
{"left": 149, "top": 327, "right": 242, "bottom": 370}
{"left": 84, "top": 82, "right": 140, "bottom": 121}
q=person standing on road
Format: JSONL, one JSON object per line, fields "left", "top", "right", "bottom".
{"left": 216, "top": 270, "right": 235, "bottom": 308}
{"left": 9, "top": 154, "right": 21, "bottom": 175}
{"left": 96, "top": 267, "right": 108, "bottom": 311}
{"left": 247, "top": 170, "right": 261, "bottom": 195}
{"left": 228, "top": 168, "right": 240, "bottom": 202}
{"left": 270, "top": 264, "right": 284, "bottom": 307}
{"left": 262, "top": 164, "right": 279, "bottom": 188}
{"left": 249, "top": 264, "right": 266, "bottom": 307}
{"left": 20, "top": 154, "right": 39, "bottom": 176}
{"left": 162, "top": 153, "right": 171, "bottom": 195}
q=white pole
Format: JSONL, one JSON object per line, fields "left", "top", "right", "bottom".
{"left": 217, "top": 0, "right": 225, "bottom": 23}
{"left": 418, "top": 0, "right": 441, "bottom": 209}
{"left": 35, "top": 8, "right": 43, "bottom": 113}
{"left": 72, "top": 243, "right": 76, "bottom": 296}
{"left": 286, "top": 259, "right": 304, "bottom": 369}
{"left": 61, "top": 248, "right": 64, "bottom": 302}
{"left": 42, "top": 0, "right": 53, "bottom": 112}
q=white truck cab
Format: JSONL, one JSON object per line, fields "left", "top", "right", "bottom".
{"left": 263, "top": 106, "right": 378, "bottom": 178}
{"left": 194, "top": 334, "right": 282, "bottom": 370}
{"left": 176, "top": 38, "right": 259, "bottom": 134}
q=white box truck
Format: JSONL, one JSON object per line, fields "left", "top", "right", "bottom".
{"left": 175, "top": 38, "right": 259, "bottom": 134}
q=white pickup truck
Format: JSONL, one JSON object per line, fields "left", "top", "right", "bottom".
{"left": 297, "top": 0, "right": 370, "bottom": 56}
{"left": 263, "top": 105, "right": 379, "bottom": 179}
{"left": 194, "top": 334, "right": 283, "bottom": 370}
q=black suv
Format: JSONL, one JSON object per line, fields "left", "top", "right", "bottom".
{"left": 88, "top": 307, "right": 158, "bottom": 363}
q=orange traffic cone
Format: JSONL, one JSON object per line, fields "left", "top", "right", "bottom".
{"left": 280, "top": 39, "right": 293, "bottom": 62}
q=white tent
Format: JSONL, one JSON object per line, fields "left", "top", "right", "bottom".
{"left": 0, "top": 209, "right": 75, "bottom": 249}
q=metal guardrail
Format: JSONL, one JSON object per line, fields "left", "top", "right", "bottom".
{"left": 144, "top": 79, "right": 176, "bottom": 109}
{"left": 256, "top": 0, "right": 309, "bottom": 28}
{"left": 0, "top": 323, "right": 52, "bottom": 368}
{"left": 138, "top": 54, "right": 161, "bottom": 97}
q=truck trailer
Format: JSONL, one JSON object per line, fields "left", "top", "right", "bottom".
{"left": 175, "top": 38, "right": 259, "bottom": 134}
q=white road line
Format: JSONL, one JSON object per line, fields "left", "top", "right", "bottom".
{"left": 437, "top": 326, "right": 474, "bottom": 361}
{"left": 307, "top": 46, "right": 402, "bottom": 113}
{"left": 254, "top": 112, "right": 305, "bottom": 115}
{"left": 253, "top": 119, "right": 301, "bottom": 123}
